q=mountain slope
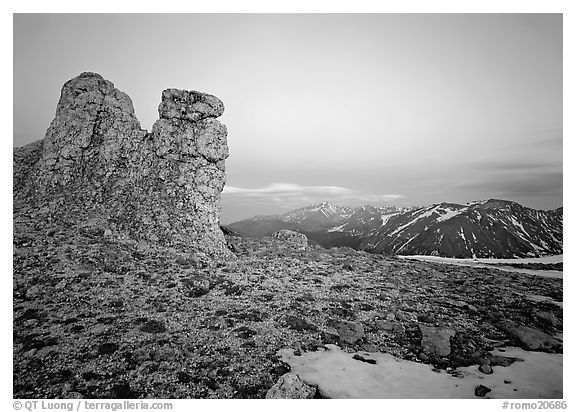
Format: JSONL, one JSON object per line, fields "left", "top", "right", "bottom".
{"left": 282, "top": 202, "right": 353, "bottom": 231}
{"left": 225, "top": 216, "right": 300, "bottom": 238}
{"left": 227, "top": 200, "right": 562, "bottom": 259}
{"left": 227, "top": 202, "right": 354, "bottom": 237}
{"left": 361, "top": 200, "right": 562, "bottom": 258}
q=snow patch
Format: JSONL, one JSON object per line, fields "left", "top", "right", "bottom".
{"left": 457, "top": 227, "right": 466, "bottom": 241}
{"left": 278, "top": 345, "right": 562, "bottom": 399}
{"left": 389, "top": 206, "right": 438, "bottom": 236}
{"left": 327, "top": 224, "right": 346, "bottom": 233}
{"left": 380, "top": 213, "right": 397, "bottom": 227}
{"left": 395, "top": 234, "right": 419, "bottom": 253}
{"left": 436, "top": 208, "right": 464, "bottom": 222}
{"left": 399, "top": 255, "right": 563, "bottom": 279}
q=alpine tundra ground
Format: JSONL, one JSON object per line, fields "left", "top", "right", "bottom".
{"left": 13, "top": 213, "right": 563, "bottom": 398}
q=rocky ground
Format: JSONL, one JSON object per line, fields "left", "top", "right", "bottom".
{"left": 13, "top": 213, "right": 563, "bottom": 399}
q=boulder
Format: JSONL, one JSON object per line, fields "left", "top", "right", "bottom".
{"left": 332, "top": 320, "right": 365, "bottom": 344}
{"left": 500, "top": 321, "right": 561, "bottom": 352}
{"left": 419, "top": 325, "right": 455, "bottom": 357}
{"left": 266, "top": 373, "right": 316, "bottom": 399}
{"left": 270, "top": 230, "right": 308, "bottom": 249}
{"left": 474, "top": 384, "right": 491, "bottom": 397}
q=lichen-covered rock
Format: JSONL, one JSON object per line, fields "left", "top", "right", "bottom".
{"left": 270, "top": 230, "right": 308, "bottom": 249}
{"left": 500, "top": 321, "right": 561, "bottom": 352}
{"left": 330, "top": 320, "right": 365, "bottom": 345}
{"left": 13, "top": 72, "right": 232, "bottom": 258}
{"left": 265, "top": 373, "right": 316, "bottom": 399}
{"left": 419, "top": 325, "right": 455, "bottom": 357}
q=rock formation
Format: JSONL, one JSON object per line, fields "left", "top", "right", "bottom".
{"left": 269, "top": 230, "right": 308, "bottom": 249}
{"left": 13, "top": 72, "right": 232, "bottom": 258}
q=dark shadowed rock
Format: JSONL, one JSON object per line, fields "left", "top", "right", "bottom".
{"left": 285, "top": 315, "right": 318, "bottom": 332}
{"left": 532, "top": 310, "right": 560, "bottom": 329}
{"left": 13, "top": 72, "right": 232, "bottom": 258}
{"left": 332, "top": 320, "right": 365, "bottom": 344}
{"left": 352, "top": 354, "right": 377, "bottom": 364}
{"left": 500, "top": 321, "right": 561, "bottom": 352}
{"left": 474, "top": 384, "right": 491, "bottom": 397}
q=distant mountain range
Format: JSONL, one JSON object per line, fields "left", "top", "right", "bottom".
{"left": 225, "top": 200, "right": 563, "bottom": 258}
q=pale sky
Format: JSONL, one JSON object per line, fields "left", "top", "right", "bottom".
{"left": 13, "top": 14, "right": 562, "bottom": 223}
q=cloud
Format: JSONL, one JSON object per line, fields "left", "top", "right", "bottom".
{"left": 222, "top": 183, "right": 353, "bottom": 196}
{"left": 454, "top": 171, "right": 563, "bottom": 198}
{"left": 353, "top": 194, "right": 406, "bottom": 202}
{"left": 222, "top": 183, "right": 404, "bottom": 210}
{"left": 471, "top": 160, "right": 561, "bottom": 172}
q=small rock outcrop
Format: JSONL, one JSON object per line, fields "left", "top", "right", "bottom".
{"left": 270, "top": 230, "right": 308, "bottom": 249}
{"left": 13, "top": 72, "right": 232, "bottom": 258}
{"left": 265, "top": 373, "right": 316, "bottom": 399}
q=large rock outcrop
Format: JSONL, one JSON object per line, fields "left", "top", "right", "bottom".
{"left": 13, "top": 72, "right": 232, "bottom": 258}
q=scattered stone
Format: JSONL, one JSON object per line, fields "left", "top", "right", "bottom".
{"left": 182, "top": 276, "right": 211, "bottom": 298}
{"left": 265, "top": 373, "right": 316, "bottom": 399}
{"left": 478, "top": 364, "right": 493, "bottom": 374}
{"left": 177, "top": 372, "right": 193, "bottom": 383}
{"left": 285, "top": 315, "right": 317, "bottom": 332}
{"left": 395, "top": 311, "right": 409, "bottom": 322}
{"left": 533, "top": 310, "right": 559, "bottom": 329}
{"left": 489, "top": 355, "right": 523, "bottom": 367}
{"left": 448, "top": 300, "right": 468, "bottom": 308}
{"left": 500, "top": 321, "right": 561, "bottom": 352}
{"left": 467, "top": 304, "right": 479, "bottom": 312}
{"left": 417, "top": 314, "right": 435, "bottom": 323}
{"left": 98, "top": 343, "right": 119, "bottom": 355}
{"left": 352, "top": 354, "right": 376, "bottom": 364}
{"left": 223, "top": 283, "right": 243, "bottom": 296}
{"left": 419, "top": 325, "right": 455, "bottom": 357}
{"left": 248, "top": 274, "right": 260, "bottom": 283}
{"left": 55, "top": 279, "right": 67, "bottom": 289}
{"left": 342, "top": 263, "right": 354, "bottom": 271}
{"left": 357, "top": 302, "right": 374, "bottom": 311}
{"left": 332, "top": 320, "right": 365, "bottom": 344}
{"left": 175, "top": 258, "right": 191, "bottom": 267}
{"left": 474, "top": 384, "right": 491, "bottom": 397}
{"left": 110, "top": 382, "right": 140, "bottom": 399}
{"left": 23, "top": 349, "right": 37, "bottom": 358}
{"left": 374, "top": 320, "right": 395, "bottom": 331}
{"left": 234, "top": 326, "right": 257, "bottom": 339}
{"left": 26, "top": 286, "right": 42, "bottom": 299}
{"left": 140, "top": 320, "right": 167, "bottom": 333}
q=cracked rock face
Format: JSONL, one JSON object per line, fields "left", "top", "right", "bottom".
{"left": 13, "top": 72, "right": 232, "bottom": 258}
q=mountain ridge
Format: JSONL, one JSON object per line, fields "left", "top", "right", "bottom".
{"left": 226, "top": 199, "right": 562, "bottom": 259}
